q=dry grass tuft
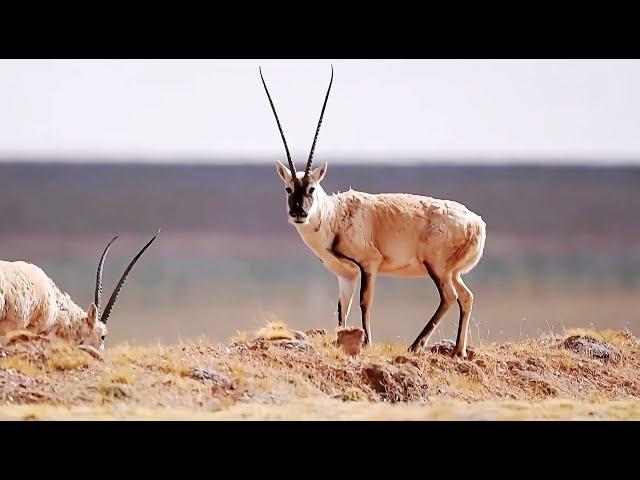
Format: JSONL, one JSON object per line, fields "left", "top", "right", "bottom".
{"left": 254, "top": 321, "right": 296, "bottom": 341}
{"left": 230, "top": 330, "right": 250, "bottom": 344}
{"left": 0, "top": 356, "right": 42, "bottom": 377}
{"left": 47, "top": 344, "right": 93, "bottom": 371}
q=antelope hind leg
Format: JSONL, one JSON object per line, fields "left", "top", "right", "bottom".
{"left": 409, "top": 274, "right": 458, "bottom": 353}
{"left": 451, "top": 273, "right": 474, "bottom": 359}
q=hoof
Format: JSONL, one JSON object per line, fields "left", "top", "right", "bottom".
{"left": 452, "top": 349, "right": 470, "bottom": 360}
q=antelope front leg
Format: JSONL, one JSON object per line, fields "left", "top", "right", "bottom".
{"left": 359, "top": 271, "right": 377, "bottom": 346}
{"left": 337, "top": 274, "right": 357, "bottom": 327}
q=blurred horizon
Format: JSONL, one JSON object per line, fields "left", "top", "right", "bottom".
{"left": 1, "top": 162, "right": 638, "bottom": 346}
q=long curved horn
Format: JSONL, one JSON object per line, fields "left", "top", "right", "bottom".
{"left": 259, "top": 67, "right": 297, "bottom": 180}
{"left": 94, "top": 235, "right": 119, "bottom": 313}
{"left": 305, "top": 65, "right": 334, "bottom": 177}
{"left": 100, "top": 229, "right": 160, "bottom": 324}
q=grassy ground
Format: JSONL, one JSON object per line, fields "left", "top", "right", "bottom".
{"left": 1, "top": 323, "right": 639, "bottom": 420}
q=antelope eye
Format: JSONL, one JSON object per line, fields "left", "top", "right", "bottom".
{"left": 285, "top": 187, "right": 292, "bottom": 194}
{"left": 101, "top": 335, "right": 105, "bottom": 341}
{"left": 308, "top": 187, "right": 315, "bottom": 195}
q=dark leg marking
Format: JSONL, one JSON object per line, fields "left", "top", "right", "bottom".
{"left": 330, "top": 235, "right": 371, "bottom": 344}
{"left": 360, "top": 272, "right": 370, "bottom": 305}
{"left": 329, "top": 235, "right": 364, "bottom": 275}
{"left": 455, "top": 298, "right": 464, "bottom": 346}
{"left": 359, "top": 271, "right": 372, "bottom": 345}
{"left": 337, "top": 300, "right": 343, "bottom": 327}
{"left": 409, "top": 262, "right": 448, "bottom": 352}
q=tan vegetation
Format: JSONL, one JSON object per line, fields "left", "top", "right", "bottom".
{"left": 0, "top": 322, "right": 638, "bottom": 420}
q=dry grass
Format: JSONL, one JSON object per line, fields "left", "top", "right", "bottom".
{"left": 1, "top": 323, "right": 639, "bottom": 420}
{"left": 254, "top": 321, "right": 297, "bottom": 341}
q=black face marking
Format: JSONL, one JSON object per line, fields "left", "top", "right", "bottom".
{"left": 287, "top": 177, "right": 314, "bottom": 220}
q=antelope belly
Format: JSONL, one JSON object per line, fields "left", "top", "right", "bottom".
{"left": 378, "top": 259, "right": 427, "bottom": 278}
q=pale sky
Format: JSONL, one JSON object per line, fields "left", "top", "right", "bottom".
{"left": 0, "top": 59, "right": 639, "bottom": 164}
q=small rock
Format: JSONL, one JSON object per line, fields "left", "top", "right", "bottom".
{"left": 506, "top": 360, "right": 524, "bottom": 371}
{"left": 293, "top": 330, "right": 310, "bottom": 341}
{"left": 189, "top": 367, "right": 234, "bottom": 393}
{"left": 334, "top": 388, "right": 367, "bottom": 402}
{"left": 455, "top": 361, "right": 486, "bottom": 383}
{"left": 306, "top": 328, "right": 328, "bottom": 337}
{"left": 271, "top": 339, "right": 314, "bottom": 350}
{"left": 612, "top": 330, "right": 636, "bottom": 342}
{"left": 429, "top": 339, "right": 456, "bottom": 355}
{"left": 336, "top": 328, "right": 365, "bottom": 356}
{"left": 392, "top": 355, "right": 419, "bottom": 367}
{"left": 563, "top": 335, "right": 620, "bottom": 362}
{"left": 515, "top": 370, "right": 559, "bottom": 396}
{"left": 191, "top": 367, "right": 218, "bottom": 381}
{"left": 103, "top": 383, "right": 132, "bottom": 399}
{"left": 428, "top": 339, "right": 476, "bottom": 359}
{"left": 362, "top": 363, "right": 399, "bottom": 394}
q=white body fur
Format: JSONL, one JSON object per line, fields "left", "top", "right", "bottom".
{"left": 0, "top": 232, "right": 157, "bottom": 352}
{"left": 0, "top": 260, "right": 104, "bottom": 347}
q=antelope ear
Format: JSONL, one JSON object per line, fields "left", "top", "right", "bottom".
{"left": 87, "top": 303, "right": 98, "bottom": 328}
{"left": 276, "top": 161, "right": 292, "bottom": 183}
{"left": 309, "top": 162, "right": 328, "bottom": 183}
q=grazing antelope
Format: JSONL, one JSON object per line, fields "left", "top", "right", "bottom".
{"left": 260, "top": 67, "right": 486, "bottom": 358}
{"left": 0, "top": 231, "right": 159, "bottom": 355}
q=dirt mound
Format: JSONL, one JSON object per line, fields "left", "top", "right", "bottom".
{"left": 0, "top": 368, "right": 51, "bottom": 403}
{"left": 362, "top": 361, "right": 427, "bottom": 403}
{"left": 0, "top": 327, "right": 638, "bottom": 415}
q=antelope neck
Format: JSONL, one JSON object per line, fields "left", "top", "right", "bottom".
{"left": 294, "top": 187, "right": 336, "bottom": 254}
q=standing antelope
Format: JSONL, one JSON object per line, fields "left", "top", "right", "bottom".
{"left": 260, "top": 67, "right": 486, "bottom": 358}
{"left": 0, "top": 231, "right": 159, "bottom": 355}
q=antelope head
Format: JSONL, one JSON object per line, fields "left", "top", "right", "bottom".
{"left": 77, "top": 230, "right": 159, "bottom": 351}
{"left": 260, "top": 66, "right": 333, "bottom": 225}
